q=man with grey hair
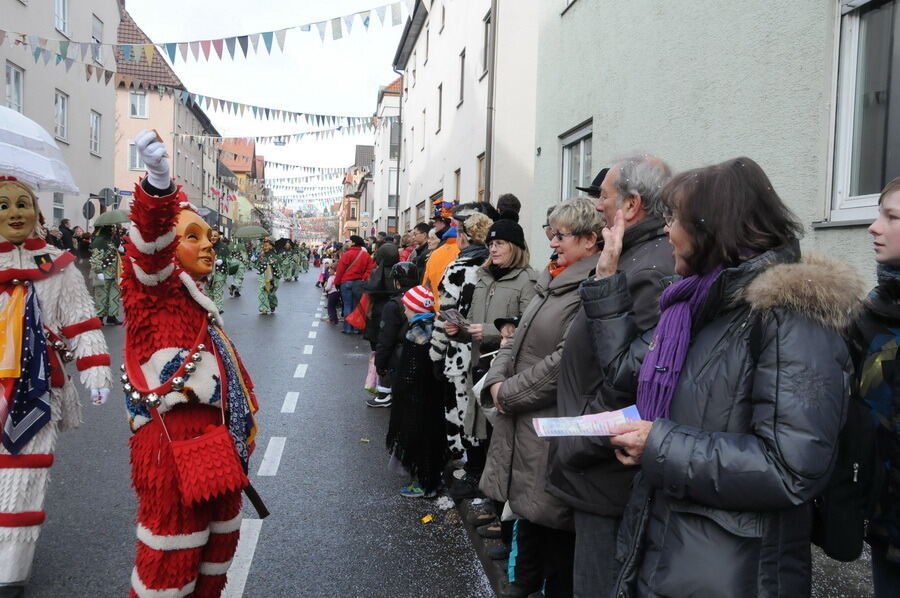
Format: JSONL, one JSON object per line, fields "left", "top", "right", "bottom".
{"left": 547, "top": 154, "right": 675, "bottom": 597}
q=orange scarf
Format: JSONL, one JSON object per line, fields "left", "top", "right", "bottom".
{"left": 548, "top": 261, "right": 567, "bottom": 279}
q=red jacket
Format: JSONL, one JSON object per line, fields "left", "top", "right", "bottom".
{"left": 334, "top": 246, "right": 374, "bottom": 285}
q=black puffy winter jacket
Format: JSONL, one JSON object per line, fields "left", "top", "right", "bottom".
{"left": 584, "top": 244, "right": 862, "bottom": 598}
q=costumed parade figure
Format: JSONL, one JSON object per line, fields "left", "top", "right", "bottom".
{"left": 123, "top": 131, "right": 259, "bottom": 598}
{"left": 299, "top": 243, "right": 310, "bottom": 273}
{"left": 254, "top": 239, "right": 280, "bottom": 315}
{"left": 205, "top": 231, "right": 228, "bottom": 313}
{"left": 89, "top": 225, "right": 122, "bottom": 325}
{"left": 279, "top": 239, "right": 296, "bottom": 283}
{"left": 227, "top": 239, "right": 249, "bottom": 298}
{"left": 0, "top": 177, "right": 112, "bottom": 596}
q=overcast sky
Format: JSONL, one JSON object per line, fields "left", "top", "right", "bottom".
{"left": 125, "top": 0, "right": 407, "bottom": 209}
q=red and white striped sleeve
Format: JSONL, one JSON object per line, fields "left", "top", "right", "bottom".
{"left": 54, "top": 263, "right": 112, "bottom": 391}
{"left": 124, "top": 180, "right": 181, "bottom": 291}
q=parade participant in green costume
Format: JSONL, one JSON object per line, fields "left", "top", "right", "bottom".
{"left": 205, "top": 230, "right": 228, "bottom": 312}
{"left": 254, "top": 238, "right": 281, "bottom": 314}
{"left": 299, "top": 242, "right": 310, "bottom": 274}
{"left": 228, "top": 238, "right": 249, "bottom": 297}
{"left": 89, "top": 225, "right": 122, "bottom": 325}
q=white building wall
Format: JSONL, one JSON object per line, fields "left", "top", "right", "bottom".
{"left": 2, "top": 0, "right": 121, "bottom": 227}
{"left": 397, "top": 0, "right": 492, "bottom": 225}
{"left": 490, "top": 0, "right": 538, "bottom": 217}
{"left": 373, "top": 92, "right": 400, "bottom": 234}
{"left": 532, "top": 0, "right": 882, "bottom": 283}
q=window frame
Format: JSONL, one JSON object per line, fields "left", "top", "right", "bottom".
{"left": 54, "top": 89, "right": 68, "bottom": 142}
{"left": 454, "top": 168, "right": 461, "bottom": 203}
{"left": 54, "top": 0, "right": 69, "bottom": 36}
{"left": 477, "top": 153, "right": 486, "bottom": 202}
{"left": 5, "top": 62, "right": 24, "bottom": 113}
{"left": 458, "top": 49, "right": 466, "bottom": 106}
{"left": 481, "top": 10, "right": 492, "bottom": 79}
{"left": 129, "top": 91, "right": 149, "bottom": 119}
{"left": 424, "top": 24, "right": 430, "bottom": 64}
{"left": 436, "top": 83, "right": 443, "bottom": 133}
{"left": 89, "top": 110, "right": 101, "bottom": 156}
{"left": 52, "top": 192, "right": 64, "bottom": 224}
{"left": 560, "top": 121, "right": 593, "bottom": 200}
{"left": 828, "top": 0, "right": 900, "bottom": 222}
{"left": 91, "top": 14, "right": 104, "bottom": 65}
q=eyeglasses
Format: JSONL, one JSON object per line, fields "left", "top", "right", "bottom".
{"left": 550, "top": 231, "right": 578, "bottom": 241}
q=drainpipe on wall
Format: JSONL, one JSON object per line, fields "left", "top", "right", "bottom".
{"left": 483, "top": 0, "right": 499, "bottom": 205}
{"left": 393, "top": 68, "right": 404, "bottom": 228}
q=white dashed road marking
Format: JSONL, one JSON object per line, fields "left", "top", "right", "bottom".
{"left": 308, "top": 331, "right": 317, "bottom": 339}
{"left": 303, "top": 345, "right": 313, "bottom": 355}
{"left": 312, "top": 320, "right": 320, "bottom": 327}
{"left": 293, "top": 363, "right": 308, "bottom": 378}
{"left": 222, "top": 518, "right": 263, "bottom": 598}
{"left": 257, "top": 437, "right": 286, "bottom": 476}
{"left": 281, "top": 392, "right": 299, "bottom": 413}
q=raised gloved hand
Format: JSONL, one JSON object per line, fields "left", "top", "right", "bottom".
{"left": 134, "top": 129, "right": 171, "bottom": 190}
{"left": 91, "top": 387, "right": 110, "bottom": 406}
{"left": 97, "top": 273, "right": 105, "bottom": 281}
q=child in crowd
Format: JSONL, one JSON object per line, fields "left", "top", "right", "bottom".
{"left": 385, "top": 285, "right": 447, "bottom": 498}
{"left": 317, "top": 257, "right": 332, "bottom": 288}
{"left": 323, "top": 264, "right": 340, "bottom": 325}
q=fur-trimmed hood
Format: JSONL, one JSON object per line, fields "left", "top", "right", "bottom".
{"left": 742, "top": 252, "right": 864, "bottom": 332}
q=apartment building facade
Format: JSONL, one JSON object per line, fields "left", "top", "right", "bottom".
{"left": 372, "top": 77, "right": 401, "bottom": 233}
{"left": 2, "top": 0, "right": 122, "bottom": 226}
{"left": 114, "top": 10, "right": 220, "bottom": 216}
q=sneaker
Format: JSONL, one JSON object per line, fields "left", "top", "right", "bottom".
{"left": 399, "top": 481, "right": 429, "bottom": 498}
{"left": 366, "top": 393, "right": 392, "bottom": 408}
{"left": 488, "top": 545, "right": 510, "bottom": 560}
{"left": 447, "top": 473, "right": 484, "bottom": 500}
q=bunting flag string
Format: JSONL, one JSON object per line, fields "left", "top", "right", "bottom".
{"left": 0, "top": 1, "right": 407, "bottom": 70}
{"left": 2, "top": 32, "right": 117, "bottom": 85}
{"left": 172, "top": 120, "right": 374, "bottom": 145}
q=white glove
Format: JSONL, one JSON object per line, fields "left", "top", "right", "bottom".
{"left": 134, "top": 129, "right": 171, "bottom": 190}
{"left": 91, "top": 387, "right": 110, "bottom": 406}
{"left": 97, "top": 273, "right": 105, "bottom": 281}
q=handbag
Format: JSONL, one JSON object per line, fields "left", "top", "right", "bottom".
{"left": 126, "top": 324, "right": 249, "bottom": 506}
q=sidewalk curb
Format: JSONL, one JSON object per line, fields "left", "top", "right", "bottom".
{"left": 457, "top": 498, "right": 508, "bottom": 598}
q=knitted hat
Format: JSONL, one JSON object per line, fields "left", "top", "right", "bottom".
{"left": 487, "top": 219, "right": 526, "bottom": 249}
{"left": 402, "top": 285, "right": 435, "bottom": 313}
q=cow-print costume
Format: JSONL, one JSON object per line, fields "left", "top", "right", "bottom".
{"left": 430, "top": 245, "right": 488, "bottom": 459}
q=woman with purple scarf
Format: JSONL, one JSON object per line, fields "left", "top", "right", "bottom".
{"left": 580, "top": 157, "right": 861, "bottom": 597}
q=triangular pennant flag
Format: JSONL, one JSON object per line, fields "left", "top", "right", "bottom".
{"left": 250, "top": 33, "right": 260, "bottom": 53}
{"left": 252, "top": 106, "right": 259, "bottom": 118}
{"left": 38, "top": 37, "right": 48, "bottom": 49}
{"left": 41, "top": 49, "right": 52, "bottom": 65}
{"left": 55, "top": 53, "right": 63, "bottom": 66}
{"left": 361, "top": 11, "right": 371, "bottom": 29}
{"left": 85, "top": 64, "right": 93, "bottom": 81}
{"left": 165, "top": 43, "right": 177, "bottom": 63}
{"left": 275, "top": 29, "right": 287, "bottom": 52}
{"left": 376, "top": 5, "right": 387, "bottom": 24}
{"left": 32, "top": 46, "right": 41, "bottom": 63}
{"left": 344, "top": 14, "right": 354, "bottom": 34}
{"left": 301, "top": 24, "right": 311, "bottom": 32}
{"left": 237, "top": 35, "right": 249, "bottom": 57}
{"left": 391, "top": 2, "right": 403, "bottom": 26}
{"left": 95, "top": 67, "right": 103, "bottom": 82}
{"left": 200, "top": 40, "right": 211, "bottom": 60}
{"left": 58, "top": 40, "right": 69, "bottom": 59}
{"left": 143, "top": 44, "right": 155, "bottom": 65}
{"left": 104, "top": 70, "right": 114, "bottom": 85}
{"left": 315, "top": 22, "right": 326, "bottom": 42}
{"left": 262, "top": 31, "right": 274, "bottom": 54}
{"left": 65, "top": 58, "right": 75, "bottom": 73}
{"left": 212, "top": 39, "right": 224, "bottom": 60}
{"left": 178, "top": 43, "right": 189, "bottom": 61}
{"left": 81, "top": 42, "right": 91, "bottom": 61}
{"left": 225, "top": 37, "right": 237, "bottom": 59}
{"left": 190, "top": 41, "right": 200, "bottom": 61}
{"left": 239, "top": 104, "right": 246, "bottom": 117}
{"left": 121, "top": 44, "right": 133, "bottom": 62}
{"left": 180, "top": 90, "right": 189, "bottom": 104}
{"left": 331, "top": 18, "right": 343, "bottom": 40}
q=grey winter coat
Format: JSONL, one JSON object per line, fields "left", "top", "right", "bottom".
{"left": 454, "top": 265, "right": 538, "bottom": 439}
{"left": 586, "top": 244, "right": 861, "bottom": 597}
{"left": 547, "top": 217, "right": 673, "bottom": 516}
{"left": 479, "top": 253, "right": 596, "bottom": 530}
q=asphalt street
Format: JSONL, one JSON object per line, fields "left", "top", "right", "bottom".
{"left": 26, "top": 268, "right": 492, "bottom": 598}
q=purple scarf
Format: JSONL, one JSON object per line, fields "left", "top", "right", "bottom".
{"left": 636, "top": 266, "right": 723, "bottom": 420}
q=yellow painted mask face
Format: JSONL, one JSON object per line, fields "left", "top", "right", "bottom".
{"left": 175, "top": 209, "right": 215, "bottom": 278}
{"left": 0, "top": 181, "right": 37, "bottom": 244}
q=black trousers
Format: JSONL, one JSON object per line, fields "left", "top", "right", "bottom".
{"left": 509, "top": 519, "right": 575, "bottom": 597}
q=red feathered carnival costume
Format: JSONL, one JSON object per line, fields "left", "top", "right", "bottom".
{"left": 122, "top": 179, "right": 259, "bottom": 598}
{"left": 0, "top": 180, "right": 112, "bottom": 590}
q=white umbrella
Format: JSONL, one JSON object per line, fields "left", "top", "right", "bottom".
{"left": 0, "top": 105, "right": 78, "bottom": 193}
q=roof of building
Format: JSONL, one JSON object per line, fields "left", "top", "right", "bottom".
{"left": 354, "top": 145, "right": 375, "bottom": 170}
{"left": 378, "top": 76, "right": 403, "bottom": 105}
{"left": 218, "top": 139, "right": 255, "bottom": 175}
{"left": 392, "top": 0, "right": 428, "bottom": 70}
{"left": 116, "top": 11, "right": 183, "bottom": 88}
